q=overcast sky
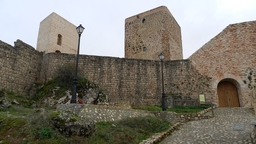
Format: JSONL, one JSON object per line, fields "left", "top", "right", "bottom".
{"left": 1, "top": 0, "right": 256, "bottom": 59}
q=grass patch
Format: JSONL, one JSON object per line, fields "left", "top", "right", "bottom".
{"left": 87, "top": 116, "right": 171, "bottom": 144}
{"left": 168, "top": 104, "right": 211, "bottom": 113}
{"left": 132, "top": 104, "right": 211, "bottom": 113}
{"left": 1, "top": 105, "right": 171, "bottom": 144}
{"left": 0, "top": 89, "right": 33, "bottom": 108}
{"left": 132, "top": 105, "right": 162, "bottom": 111}
{"left": 0, "top": 106, "right": 66, "bottom": 144}
{"left": 0, "top": 113, "right": 28, "bottom": 144}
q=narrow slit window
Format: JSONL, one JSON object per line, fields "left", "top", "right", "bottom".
{"left": 57, "top": 34, "right": 62, "bottom": 45}
{"left": 142, "top": 18, "right": 146, "bottom": 23}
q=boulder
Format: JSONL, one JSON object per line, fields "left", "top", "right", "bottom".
{"left": 39, "top": 78, "right": 109, "bottom": 108}
{"left": 0, "top": 90, "right": 11, "bottom": 109}
{"left": 11, "top": 99, "right": 20, "bottom": 105}
{"left": 83, "top": 88, "right": 99, "bottom": 104}
{"left": 51, "top": 111, "right": 95, "bottom": 137}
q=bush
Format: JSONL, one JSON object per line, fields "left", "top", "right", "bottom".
{"left": 54, "top": 63, "right": 76, "bottom": 88}
{"left": 38, "top": 127, "right": 55, "bottom": 139}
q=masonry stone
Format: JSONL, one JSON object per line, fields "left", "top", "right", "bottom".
{"left": 0, "top": 6, "right": 255, "bottom": 108}
{"left": 190, "top": 21, "right": 256, "bottom": 107}
{"left": 0, "top": 40, "right": 43, "bottom": 95}
{"left": 36, "top": 12, "right": 78, "bottom": 54}
{"left": 125, "top": 6, "right": 183, "bottom": 61}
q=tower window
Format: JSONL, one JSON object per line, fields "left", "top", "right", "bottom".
{"left": 57, "top": 34, "right": 62, "bottom": 45}
{"left": 142, "top": 18, "right": 146, "bottom": 23}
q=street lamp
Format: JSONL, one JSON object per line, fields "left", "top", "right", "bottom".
{"left": 159, "top": 53, "right": 166, "bottom": 111}
{"left": 71, "top": 24, "right": 85, "bottom": 103}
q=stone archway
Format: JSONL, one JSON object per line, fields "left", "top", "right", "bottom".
{"left": 217, "top": 80, "right": 240, "bottom": 107}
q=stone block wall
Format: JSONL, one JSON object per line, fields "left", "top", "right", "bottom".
{"left": 0, "top": 40, "right": 43, "bottom": 95}
{"left": 0, "top": 39, "right": 214, "bottom": 107}
{"left": 189, "top": 21, "right": 256, "bottom": 107}
{"left": 57, "top": 104, "right": 155, "bottom": 123}
{"left": 39, "top": 52, "right": 214, "bottom": 106}
{"left": 125, "top": 6, "right": 183, "bottom": 61}
{"left": 56, "top": 104, "right": 214, "bottom": 124}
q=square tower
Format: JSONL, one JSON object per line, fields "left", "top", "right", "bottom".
{"left": 125, "top": 6, "right": 183, "bottom": 60}
{"left": 36, "top": 12, "right": 78, "bottom": 54}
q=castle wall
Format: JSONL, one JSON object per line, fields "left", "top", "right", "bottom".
{"left": 36, "top": 12, "right": 78, "bottom": 54}
{"left": 0, "top": 40, "right": 43, "bottom": 95}
{"left": 39, "top": 53, "right": 213, "bottom": 106}
{"left": 125, "top": 6, "right": 183, "bottom": 61}
{"left": 189, "top": 21, "right": 256, "bottom": 107}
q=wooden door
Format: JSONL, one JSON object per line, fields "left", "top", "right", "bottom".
{"left": 217, "top": 81, "right": 240, "bottom": 107}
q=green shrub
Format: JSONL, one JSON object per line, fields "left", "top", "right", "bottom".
{"left": 38, "top": 127, "right": 55, "bottom": 139}
{"left": 54, "top": 63, "right": 76, "bottom": 88}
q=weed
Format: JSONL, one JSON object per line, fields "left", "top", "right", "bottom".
{"left": 38, "top": 127, "right": 55, "bottom": 139}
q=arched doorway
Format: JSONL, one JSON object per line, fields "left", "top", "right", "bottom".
{"left": 217, "top": 81, "right": 240, "bottom": 107}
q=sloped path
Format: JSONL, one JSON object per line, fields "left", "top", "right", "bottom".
{"left": 160, "top": 108, "right": 255, "bottom": 144}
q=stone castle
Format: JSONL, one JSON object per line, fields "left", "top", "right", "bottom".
{"left": 0, "top": 6, "right": 255, "bottom": 107}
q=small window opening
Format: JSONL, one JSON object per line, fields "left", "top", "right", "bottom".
{"left": 142, "top": 18, "right": 146, "bottom": 23}
{"left": 55, "top": 50, "right": 61, "bottom": 53}
{"left": 143, "top": 47, "right": 147, "bottom": 51}
{"left": 57, "top": 34, "right": 62, "bottom": 45}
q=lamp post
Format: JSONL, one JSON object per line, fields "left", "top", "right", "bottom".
{"left": 159, "top": 53, "right": 166, "bottom": 111}
{"left": 70, "top": 24, "right": 85, "bottom": 103}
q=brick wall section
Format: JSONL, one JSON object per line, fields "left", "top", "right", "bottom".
{"left": 0, "top": 40, "right": 43, "bottom": 95}
{"left": 39, "top": 53, "right": 214, "bottom": 106}
{"left": 189, "top": 21, "right": 256, "bottom": 107}
{"left": 125, "top": 6, "right": 183, "bottom": 61}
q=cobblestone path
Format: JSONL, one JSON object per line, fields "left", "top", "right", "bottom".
{"left": 160, "top": 108, "right": 255, "bottom": 144}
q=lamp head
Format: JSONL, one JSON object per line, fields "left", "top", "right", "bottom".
{"left": 158, "top": 53, "right": 164, "bottom": 60}
{"left": 76, "top": 24, "right": 85, "bottom": 35}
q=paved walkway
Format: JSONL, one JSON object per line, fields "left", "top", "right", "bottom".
{"left": 160, "top": 108, "right": 256, "bottom": 144}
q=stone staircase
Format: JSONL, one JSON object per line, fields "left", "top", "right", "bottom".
{"left": 159, "top": 107, "right": 256, "bottom": 144}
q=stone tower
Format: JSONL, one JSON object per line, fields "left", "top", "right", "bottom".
{"left": 125, "top": 6, "right": 183, "bottom": 60}
{"left": 36, "top": 12, "right": 78, "bottom": 54}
